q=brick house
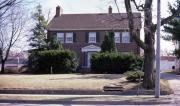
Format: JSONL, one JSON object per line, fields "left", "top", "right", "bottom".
{"left": 47, "top": 6, "right": 141, "bottom": 69}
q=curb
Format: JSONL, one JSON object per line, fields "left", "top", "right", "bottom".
{"left": 0, "top": 89, "right": 172, "bottom": 95}
{"left": 0, "top": 100, "right": 173, "bottom": 105}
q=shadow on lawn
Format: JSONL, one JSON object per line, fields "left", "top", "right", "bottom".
{"left": 49, "top": 74, "right": 124, "bottom": 80}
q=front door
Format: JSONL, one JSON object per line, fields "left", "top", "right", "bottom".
{"left": 87, "top": 52, "right": 96, "bottom": 68}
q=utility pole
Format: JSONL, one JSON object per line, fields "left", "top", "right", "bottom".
{"left": 155, "top": 0, "right": 161, "bottom": 98}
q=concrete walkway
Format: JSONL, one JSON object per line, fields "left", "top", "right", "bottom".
{"left": 161, "top": 72, "right": 180, "bottom": 104}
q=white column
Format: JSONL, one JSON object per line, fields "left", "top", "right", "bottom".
{"left": 17, "top": 57, "right": 20, "bottom": 68}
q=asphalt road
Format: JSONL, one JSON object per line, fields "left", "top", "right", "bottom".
{"left": 0, "top": 103, "right": 175, "bottom": 106}
{"left": 0, "top": 94, "right": 175, "bottom": 106}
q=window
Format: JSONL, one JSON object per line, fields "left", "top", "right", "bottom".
{"left": 66, "top": 32, "right": 73, "bottom": 43}
{"left": 114, "top": 32, "right": 121, "bottom": 43}
{"left": 122, "top": 32, "right": 130, "bottom": 43}
{"left": 88, "top": 32, "right": 96, "bottom": 43}
{"left": 57, "top": 33, "right": 64, "bottom": 43}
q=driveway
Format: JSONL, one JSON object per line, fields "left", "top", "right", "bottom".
{"left": 161, "top": 72, "right": 180, "bottom": 104}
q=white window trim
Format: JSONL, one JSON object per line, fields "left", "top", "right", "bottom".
{"left": 66, "top": 32, "right": 73, "bottom": 43}
{"left": 122, "top": 32, "right": 130, "bottom": 43}
{"left": 114, "top": 32, "right": 121, "bottom": 43}
{"left": 88, "top": 32, "right": 96, "bottom": 43}
{"left": 57, "top": 32, "right": 64, "bottom": 43}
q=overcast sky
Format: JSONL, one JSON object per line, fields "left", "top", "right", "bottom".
{"left": 27, "top": 0, "right": 176, "bottom": 55}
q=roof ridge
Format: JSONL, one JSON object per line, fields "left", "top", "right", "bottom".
{"left": 60, "top": 12, "right": 140, "bottom": 15}
{"left": 48, "top": 12, "right": 141, "bottom": 30}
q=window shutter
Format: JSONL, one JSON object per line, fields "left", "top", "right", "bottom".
{"left": 130, "top": 36, "right": 133, "bottom": 42}
{"left": 84, "top": 52, "right": 87, "bottom": 66}
{"left": 96, "top": 32, "right": 100, "bottom": 43}
{"left": 63, "top": 33, "right": 65, "bottom": 43}
{"left": 85, "top": 32, "right": 89, "bottom": 43}
{"left": 73, "top": 32, "right": 76, "bottom": 42}
{"left": 130, "top": 33, "right": 133, "bottom": 42}
{"left": 56, "top": 32, "right": 58, "bottom": 39}
{"left": 120, "top": 32, "right": 122, "bottom": 43}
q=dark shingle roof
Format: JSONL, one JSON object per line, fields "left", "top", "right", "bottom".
{"left": 47, "top": 13, "right": 141, "bottom": 31}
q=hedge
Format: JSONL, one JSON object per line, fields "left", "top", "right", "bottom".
{"left": 28, "top": 50, "right": 78, "bottom": 74}
{"left": 124, "top": 70, "right": 144, "bottom": 82}
{"left": 91, "top": 52, "right": 143, "bottom": 74}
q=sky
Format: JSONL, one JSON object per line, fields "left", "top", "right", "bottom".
{"left": 27, "top": 0, "right": 176, "bottom": 55}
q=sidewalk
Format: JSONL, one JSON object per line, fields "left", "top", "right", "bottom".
{"left": 0, "top": 94, "right": 175, "bottom": 105}
{"left": 161, "top": 72, "right": 180, "bottom": 105}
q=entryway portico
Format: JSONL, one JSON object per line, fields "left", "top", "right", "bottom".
{"left": 81, "top": 45, "right": 101, "bottom": 68}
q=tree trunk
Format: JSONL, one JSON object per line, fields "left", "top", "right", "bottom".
{"left": 141, "top": 1, "right": 155, "bottom": 89}
{"left": 1, "top": 60, "right": 5, "bottom": 74}
{"left": 142, "top": 29, "right": 156, "bottom": 89}
{"left": 143, "top": 46, "right": 155, "bottom": 89}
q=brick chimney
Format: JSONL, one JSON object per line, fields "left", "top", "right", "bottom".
{"left": 55, "top": 6, "right": 62, "bottom": 17}
{"left": 108, "top": 6, "right": 112, "bottom": 14}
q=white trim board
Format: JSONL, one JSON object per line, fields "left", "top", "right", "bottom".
{"left": 81, "top": 45, "right": 101, "bottom": 52}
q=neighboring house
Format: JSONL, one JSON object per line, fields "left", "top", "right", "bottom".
{"left": 160, "top": 56, "right": 176, "bottom": 71}
{"left": 174, "top": 41, "right": 180, "bottom": 70}
{"left": 47, "top": 6, "right": 141, "bottom": 69}
{"left": 0, "top": 52, "right": 28, "bottom": 69}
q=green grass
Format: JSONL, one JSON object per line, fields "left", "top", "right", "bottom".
{"left": 0, "top": 74, "right": 123, "bottom": 91}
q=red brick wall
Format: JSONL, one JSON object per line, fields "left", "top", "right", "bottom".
{"left": 47, "top": 30, "right": 141, "bottom": 67}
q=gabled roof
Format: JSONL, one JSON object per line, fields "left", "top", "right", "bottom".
{"left": 47, "top": 13, "right": 141, "bottom": 31}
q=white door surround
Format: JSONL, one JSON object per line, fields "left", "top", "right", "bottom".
{"left": 81, "top": 45, "right": 101, "bottom": 68}
{"left": 87, "top": 52, "right": 96, "bottom": 68}
{"left": 81, "top": 45, "right": 101, "bottom": 52}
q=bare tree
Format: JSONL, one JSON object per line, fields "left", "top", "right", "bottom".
{"left": 113, "top": 0, "right": 180, "bottom": 89}
{"left": 0, "top": 0, "right": 22, "bottom": 18}
{"left": 0, "top": 6, "right": 27, "bottom": 73}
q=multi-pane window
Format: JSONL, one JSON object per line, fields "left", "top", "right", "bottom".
{"left": 122, "top": 32, "right": 130, "bottom": 43}
{"left": 57, "top": 33, "right": 64, "bottom": 43}
{"left": 66, "top": 32, "right": 73, "bottom": 43}
{"left": 88, "top": 32, "right": 96, "bottom": 43}
{"left": 114, "top": 32, "right": 121, "bottom": 43}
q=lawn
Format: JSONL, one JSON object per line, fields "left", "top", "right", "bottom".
{"left": 0, "top": 74, "right": 173, "bottom": 95}
{"left": 0, "top": 74, "right": 125, "bottom": 91}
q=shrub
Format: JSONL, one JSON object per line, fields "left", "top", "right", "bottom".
{"left": 124, "top": 70, "right": 144, "bottom": 82}
{"left": 91, "top": 52, "right": 143, "bottom": 74}
{"left": 28, "top": 52, "right": 39, "bottom": 73}
{"left": 28, "top": 50, "right": 78, "bottom": 74}
{"left": 45, "top": 36, "right": 63, "bottom": 50}
{"left": 129, "top": 56, "right": 143, "bottom": 71}
{"left": 101, "top": 31, "right": 117, "bottom": 52}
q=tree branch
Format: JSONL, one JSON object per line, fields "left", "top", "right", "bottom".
{"left": 124, "top": 0, "right": 147, "bottom": 50}
{"left": 131, "top": 0, "right": 145, "bottom": 11}
{"left": 153, "top": 1, "right": 180, "bottom": 30}
{"left": 113, "top": 0, "right": 146, "bottom": 49}
{"left": 0, "top": 0, "right": 16, "bottom": 10}
{"left": 0, "top": 5, "right": 26, "bottom": 62}
{"left": 161, "top": 11, "right": 180, "bottom": 26}
{"left": 114, "top": 0, "right": 120, "bottom": 13}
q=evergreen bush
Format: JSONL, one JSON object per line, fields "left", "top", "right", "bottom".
{"left": 28, "top": 50, "right": 78, "bottom": 74}
{"left": 91, "top": 52, "right": 143, "bottom": 74}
